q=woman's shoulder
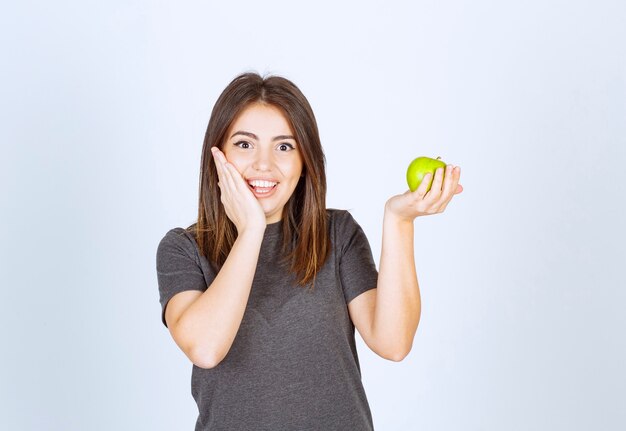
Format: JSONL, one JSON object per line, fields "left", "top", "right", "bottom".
{"left": 325, "top": 208, "right": 363, "bottom": 235}
{"left": 324, "top": 208, "right": 372, "bottom": 259}
{"left": 326, "top": 207, "right": 359, "bottom": 221}
{"left": 157, "top": 224, "right": 200, "bottom": 255}
{"left": 161, "top": 223, "right": 197, "bottom": 239}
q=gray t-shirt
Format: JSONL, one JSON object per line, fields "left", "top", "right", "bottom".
{"left": 156, "top": 208, "right": 378, "bottom": 430}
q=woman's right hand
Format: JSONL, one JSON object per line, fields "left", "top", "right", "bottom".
{"left": 211, "top": 147, "right": 267, "bottom": 234}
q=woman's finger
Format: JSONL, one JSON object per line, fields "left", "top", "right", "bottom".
{"left": 212, "top": 147, "right": 224, "bottom": 175}
{"left": 212, "top": 148, "right": 225, "bottom": 185}
{"left": 213, "top": 153, "right": 229, "bottom": 195}
{"left": 213, "top": 147, "right": 237, "bottom": 191}
{"left": 438, "top": 165, "right": 455, "bottom": 203}
{"left": 415, "top": 172, "right": 432, "bottom": 199}
{"left": 453, "top": 166, "right": 462, "bottom": 195}
{"left": 439, "top": 166, "right": 461, "bottom": 210}
{"left": 425, "top": 167, "right": 445, "bottom": 201}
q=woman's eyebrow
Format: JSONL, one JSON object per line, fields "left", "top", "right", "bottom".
{"left": 230, "top": 131, "right": 295, "bottom": 141}
{"left": 271, "top": 134, "right": 295, "bottom": 141}
{"left": 231, "top": 130, "right": 258, "bottom": 140}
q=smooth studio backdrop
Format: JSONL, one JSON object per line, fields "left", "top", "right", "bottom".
{"left": 1, "top": 1, "right": 625, "bottom": 430}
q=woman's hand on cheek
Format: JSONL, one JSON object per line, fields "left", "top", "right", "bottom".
{"left": 211, "top": 147, "right": 267, "bottom": 233}
{"left": 384, "top": 165, "right": 463, "bottom": 223}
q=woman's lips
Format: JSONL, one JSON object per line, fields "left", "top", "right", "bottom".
{"left": 246, "top": 178, "right": 279, "bottom": 198}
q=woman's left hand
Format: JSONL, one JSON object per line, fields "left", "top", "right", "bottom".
{"left": 385, "top": 165, "right": 463, "bottom": 222}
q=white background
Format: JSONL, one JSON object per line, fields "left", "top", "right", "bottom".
{"left": 1, "top": 1, "right": 625, "bottom": 430}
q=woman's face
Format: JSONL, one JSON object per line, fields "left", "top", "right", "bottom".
{"left": 222, "top": 102, "right": 304, "bottom": 224}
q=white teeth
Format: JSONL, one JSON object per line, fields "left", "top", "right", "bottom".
{"left": 248, "top": 180, "right": 277, "bottom": 188}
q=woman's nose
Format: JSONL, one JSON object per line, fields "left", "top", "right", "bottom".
{"left": 252, "top": 147, "right": 272, "bottom": 171}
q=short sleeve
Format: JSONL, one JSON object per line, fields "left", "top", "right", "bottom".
{"left": 335, "top": 210, "right": 378, "bottom": 304}
{"left": 156, "top": 228, "right": 212, "bottom": 328}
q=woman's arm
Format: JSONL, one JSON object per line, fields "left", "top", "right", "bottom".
{"left": 166, "top": 227, "right": 265, "bottom": 369}
{"left": 349, "top": 165, "right": 462, "bottom": 360}
{"left": 371, "top": 211, "right": 421, "bottom": 359}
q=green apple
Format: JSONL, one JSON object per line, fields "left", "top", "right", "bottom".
{"left": 406, "top": 156, "right": 447, "bottom": 192}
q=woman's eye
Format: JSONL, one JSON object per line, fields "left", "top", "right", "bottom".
{"left": 235, "top": 141, "right": 251, "bottom": 149}
{"left": 278, "top": 143, "right": 295, "bottom": 151}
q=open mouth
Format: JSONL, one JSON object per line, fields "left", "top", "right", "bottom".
{"left": 247, "top": 180, "right": 278, "bottom": 195}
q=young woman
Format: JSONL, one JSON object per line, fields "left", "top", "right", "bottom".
{"left": 156, "top": 72, "right": 463, "bottom": 430}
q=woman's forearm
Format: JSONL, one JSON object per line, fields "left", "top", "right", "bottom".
{"left": 173, "top": 228, "right": 265, "bottom": 368}
{"left": 373, "top": 208, "right": 421, "bottom": 359}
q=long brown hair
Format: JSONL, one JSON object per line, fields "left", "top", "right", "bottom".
{"left": 192, "top": 72, "right": 330, "bottom": 288}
